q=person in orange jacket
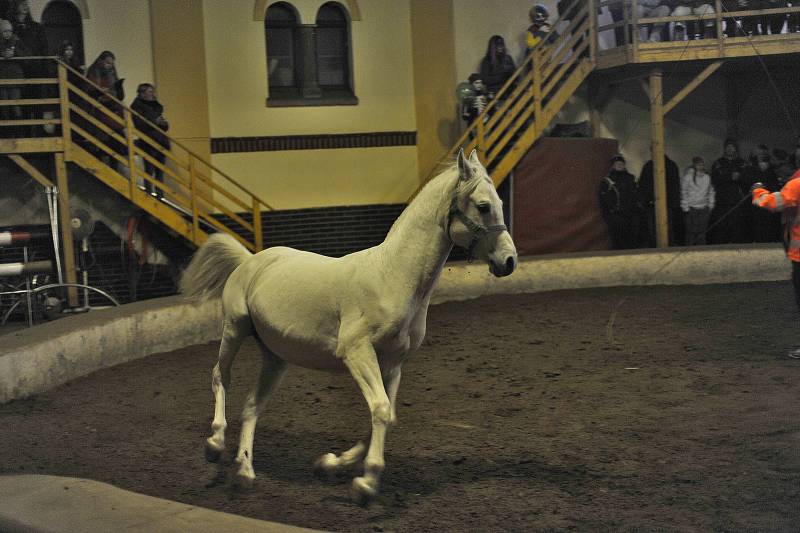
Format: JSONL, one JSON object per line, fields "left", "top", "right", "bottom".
{"left": 752, "top": 170, "right": 800, "bottom": 358}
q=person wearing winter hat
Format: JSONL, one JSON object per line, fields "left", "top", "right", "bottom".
{"left": 599, "top": 154, "right": 640, "bottom": 249}
{"left": 0, "top": 18, "right": 23, "bottom": 137}
{"left": 710, "top": 137, "right": 747, "bottom": 243}
{"left": 0, "top": 18, "right": 20, "bottom": 51}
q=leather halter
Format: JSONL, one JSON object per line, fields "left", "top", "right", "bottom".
{"left": 446, "top": 196, "right": 507, "bottom": 260}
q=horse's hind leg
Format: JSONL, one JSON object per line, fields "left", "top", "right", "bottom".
{"left": 234, "top": 338, "right": 287, "bottom": 488}
{"left": 205, "top": 318, "right": 250, "bottom": 462}
{"left": 314, "top": 367, "right": 401, "bottom": 475}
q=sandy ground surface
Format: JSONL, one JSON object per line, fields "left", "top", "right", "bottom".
{"left": 1, "top": 282, "right": 800, "bottom": 532}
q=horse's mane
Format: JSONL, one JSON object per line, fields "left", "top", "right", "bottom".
{"left": 385, "top": 160, "right": 487, "bottom": 241}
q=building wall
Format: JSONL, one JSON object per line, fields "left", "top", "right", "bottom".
{"left": 201, "top": 0, "right": 419, "bottom": 209}
{"left": 29, "top": 0, "right": 155, "bottom": 107}
{"left": 410, "top": 0, "right": 457, "bottom": 182}
{"left": 149, "top": 0, "right": 211, "bottom": 160}
{"left": 452, "top": 0, "right": 558, "bottom": 84}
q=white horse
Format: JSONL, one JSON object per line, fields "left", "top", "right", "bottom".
{"left": 180, "top": 149, "right": 517, "bottom": 503}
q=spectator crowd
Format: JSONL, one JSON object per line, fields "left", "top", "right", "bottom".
{"left": 599, "top": 137, "right": 797, "bottom": 249}
{"left": 0, "top": 0, "right": 170, "bottom": 198}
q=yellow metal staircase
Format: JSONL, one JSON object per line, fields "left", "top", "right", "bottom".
{"left": 442, "top": 1, "right": 598, "bottom": 188}
{"left": 1, "top": 59, "right": 270, "bottom": 254}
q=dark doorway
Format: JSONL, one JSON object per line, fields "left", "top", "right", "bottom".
{"left": 41, "top": 0, "right": 84, "bottom": 64}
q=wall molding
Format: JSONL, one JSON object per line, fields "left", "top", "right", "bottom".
{"left": 211, "top": 131, "right": 416, "bottom": 153}
{"left": 253, "top": 0, "right": 361, "bottom": 22}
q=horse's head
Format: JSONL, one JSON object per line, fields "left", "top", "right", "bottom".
{"left": 447, "top": 148, "right": 518, "bottom": 277}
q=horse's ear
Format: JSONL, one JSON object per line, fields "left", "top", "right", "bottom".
{"left": 457, "top": 148, "right": 472, "bottom": 181}
{"left": 468, "top": 149, "right": 480, "bottom": 166}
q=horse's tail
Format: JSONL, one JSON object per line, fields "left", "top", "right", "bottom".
{"left": 179, "top": 233, "right": 252, "bottom": 300}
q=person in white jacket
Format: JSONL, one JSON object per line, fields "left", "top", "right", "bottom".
{"left": 681, "top": 156, "right": 716, "bottom": 245}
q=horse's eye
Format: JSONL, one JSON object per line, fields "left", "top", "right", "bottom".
{"left": 476, "top": 203, "right": 491, "bottom": 214}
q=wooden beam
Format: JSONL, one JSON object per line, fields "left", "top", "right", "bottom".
{"left": 649, "top": 68, "right": 669, "bottom": 248}
{"left": 663, "top": 60, "right": 723, "bottom": 115}
{"left": 0, "top": 137, "right": 63, "bottom": 153}
{"left": 6, "top": 154, "right": 54, "bottom": 188}
{"left": 58, "top": 63, "right": 72, "bottom": 162}
{"left": 54, "top": 152, "right": 78, "bottom": 306}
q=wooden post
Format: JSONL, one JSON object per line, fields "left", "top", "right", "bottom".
{"left": 252, "top": 198, "right": 263, "bottom": 251}
{"left": 54, "top": 152, "right": 78, "bottom": 306}
{"left": 649, "top": 68, "right": 668, "bottom": 248}
{"left": 57, "top": 63, "right": 72, "bottom": 161}
{"left": 476, "top": 118, "right": 486, "bottom": 166}
{"left": 189, "top": 157, "right": 200, "bottom": 244}
{"left": 532, "top": 53, "right": 542, "bottom": 137}
{"left": 124, "top": 108, "right": 137, "bottom": 199}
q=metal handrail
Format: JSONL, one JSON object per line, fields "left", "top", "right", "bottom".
{"left": 57, "top": 60, "right": 274, "bottom": 211}
{"left": 47, "top": 59, "right": 267, "bottom": 251}
{"left": 441, "top": 2, "right": 593, "bottom": 170}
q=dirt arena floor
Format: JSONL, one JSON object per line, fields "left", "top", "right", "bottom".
{"left": 2, "top": 282, "right": 800, "bottom": 532}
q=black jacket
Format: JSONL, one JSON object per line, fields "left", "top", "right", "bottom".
{"left": 131, "top": 97, "right": 169, "bottom": 149}
{"left": 479, "top": 54, "right": 516, "bottom": 95}
{"left": 711, "top": 156, "right": 747, "bottom": 206}
{"left": 638, "top": 156, "right": 681, "bottom": 211}
{"left": 600, "top": 170, "right": 639, "bottom": 216}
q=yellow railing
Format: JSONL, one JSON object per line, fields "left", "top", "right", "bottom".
{"left": 598, "top": 0, "right": 800, "bottom": 57}
{"left": 437, "top": 0, "right": 596, "bottom": 189}
{"left": 0, "top": 57, "right": 269, "bottom": 252}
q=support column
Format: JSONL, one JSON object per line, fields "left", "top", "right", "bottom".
{"left": 649, "top": 68, "right": 668, "bottom": 248}
{"left": 55, "top": 152, "right": 78, "bottom": 306}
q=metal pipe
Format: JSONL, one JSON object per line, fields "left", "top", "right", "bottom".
{"left": 0, "top": 283, "right": 121, "bottom": 307}
{"left": 0, "top": 231, "right": 50, "bottom": 246}
{"left": 0, "top": 261, "right": 53, "bottom": 277}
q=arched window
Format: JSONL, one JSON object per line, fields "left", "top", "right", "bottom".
{"left": 264, "top": 2, "right": 299, "bottom": 91}
{"left": 265, "top": 1, "right": 357, "bottom": 106}
{"left": 315, "top": 2, "right": 350, "bottom": 90}
{"left": 41, "top": 0, "right": 84, "bottom": 64}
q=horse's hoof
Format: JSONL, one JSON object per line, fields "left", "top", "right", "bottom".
{"left": 350, "top": 476, "right": 377, "bottom": 506}
{"left": 205, "top": 439, "right": 224, "bottom": 463}
{"left": 233, "top": 470, "right": 255, "bottom": 491}
{"left": 313, "top": 453, "right": 338, "bottom": 476}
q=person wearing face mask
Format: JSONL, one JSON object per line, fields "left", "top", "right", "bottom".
{"left": 746, "top": 154, "right": 782, "bottom": 242}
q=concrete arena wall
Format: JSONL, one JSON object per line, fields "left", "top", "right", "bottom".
{"left": 0, "top": 244, "right": 789, "bottom": 403}
{"left": 0, "top": 297, "right": 222, "bottom": 403}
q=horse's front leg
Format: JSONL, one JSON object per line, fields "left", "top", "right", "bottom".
{"left": 343, "top": 341, "right": 396, "bottom": 504}
{"left": 314, "top": 366, "right": 401, "bottom": 475}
